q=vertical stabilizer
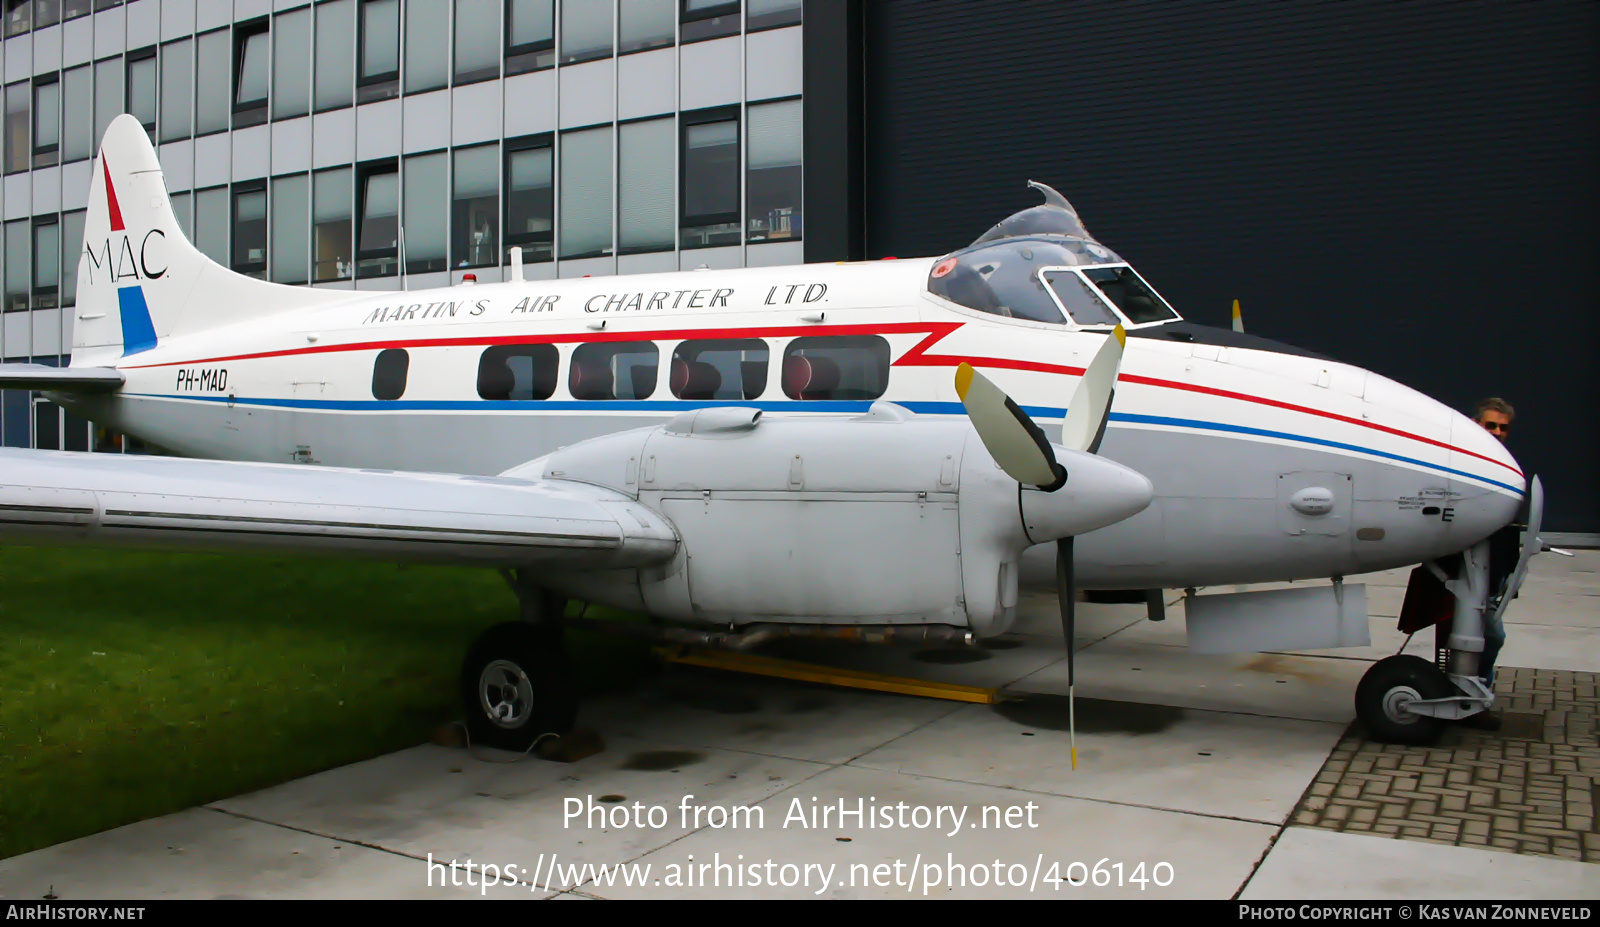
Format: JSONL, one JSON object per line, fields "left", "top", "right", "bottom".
{"left": 72, "top": 115, "right": 348, "bottom": 365}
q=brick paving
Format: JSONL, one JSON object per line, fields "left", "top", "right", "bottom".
{"left": 1292, "top": 666, "right": 1600, "bottom": 863}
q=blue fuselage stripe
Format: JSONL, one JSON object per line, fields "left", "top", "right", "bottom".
{"left": 126, "top": 393, "right": 1521, "bottom": 494}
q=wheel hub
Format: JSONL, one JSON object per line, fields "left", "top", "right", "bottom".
{"left": 479, "top": 659, "right": 535, "bottom": 729}
{"left": 1381, "top": 685, "right": 1423, "bottom": 725}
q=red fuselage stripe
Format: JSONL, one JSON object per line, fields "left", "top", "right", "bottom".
{"left": 124, "top": 319, "right": 1522, "bottom": 478}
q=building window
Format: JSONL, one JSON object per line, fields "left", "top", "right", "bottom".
{"left": 747, "top": 98, "right": 801, "bottom": 243}
{"left": 195, "top": 29, "right": 230, "bottom": 135}
{"left": 405, "top": 0, "right": 449, "bottom": 95}
{"left": 34, "top": 398, "right": 61, "bottom": 451}
{"left": 60, "top": 210, "right": 85, "bottom": 307}
{"left": 233, "top": 20, "right": 270, "bottom": 127}
{"left": 505, "top": 0, "right": 554, "bottom": 74}
{"left": 455, "top": 0, "right": 499, "bottom": 84}
{"left": 63, "top": 0, "right": 89, "bottom": 21}
{"left": 194, "top": 187, "right": 230, "bottom": 266}
{"left": 570, "top": 341, "right": 658, "bottom": 401}
{"left": 681, "top": 108, "right": 739, "bottom": 249}
{"left": 232, "top": 182, "right": 268, "bottom": 278}
{"left": 560, "top": 0, "right": 613, "bottom": 65}
{"left": 452, "top": 146, "right": 498, "bottom": 270}
{"left": 682, "top": 0, "right": 739, "bottom": 43}
{"left": 3, "top": 0, "right": 30, "bottom": 37}
{"left": 2, "top": 386, "right": 29, "bottom": 448}
{"left": 313, "top": 167, "right": 354, "bottom": 282}
{"left": 271, "top": 173, "right": 310, "bottom": 285}
{"left": 168, "top": 192, "right": 193, "bottom": 243}
{"left": 34, "top": 0, "right": 60, "bottom": 28}
{"left": 782, "top": 336, "right": 891, "bottom": 401}
{"left": 355, "top": 160, "right": 399, "bottom": 277}
{"left": 672, "top": 339, "right": 768, "bottom": 400}
{"left": 477, "top": 344, "right": 558, "bottom": 401}
{"left": 61, "top": 66, "right": 92, "bottom": 161}
{"left": 619, "top": 117, "right": 675, "bottom": 255}
{"left": 371, "top": 349, "right": 409, "bottom": 401}
{"left": 403, "top": 151, "right": 448, "bottom": 274}
{"left": 315, "top": 0, "right": 355, "bottom": 111}
{"left": 4, "top": 219, "right": 29, "bottom": 312}
{"left": 747, "top": 0, "right": 800, "bottom": 31}
{"left": 32, "top": 77, "right": 59, "bottom": 169}
{"left": 158, "top": 39, "right": 193, "bottom": 142}
{"left": 560, "top": 126, "right": 613, "bottom": 259}
{"left": 5, "top": 82, "right": 29, "bottom": 175}
{"left": 504, "top": 137, "right": 553, "bottom": 263}
{"left": 272, "top": 7, "right": 311, "bottom": 120}
{"left": 93, "top": 57, "right": 123, "bottom": 144}
{"left": 621, "top": 0, "right": 674, "bottom": 54}
{"left": 358, "top": 0, "right": 401, "bottom": 103}
{"left": 32, "top": 218, "right": 59, "bottom": 311}
{"left": 127, "top": 48, "right": 158, "bottom": 132}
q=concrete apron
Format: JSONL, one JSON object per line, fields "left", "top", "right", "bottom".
{"left": 1, "top": 554, "right": 1595, "bottom": 899}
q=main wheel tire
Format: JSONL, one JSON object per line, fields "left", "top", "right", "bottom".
{"left": 1355, "top": 654, "right": 1453, "bottom": 745}
{"left": 459, "top": 622, "right": 578, "bottom": 752}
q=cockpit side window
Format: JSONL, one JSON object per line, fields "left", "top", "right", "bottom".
{"left": 1042, "top": 270, "right": 1120, "bottom": 327}
{"left": 1082, "top": 267, "right": 1178, "bottom": 324}
{"left": 927, "top": 240, "right": 1064, "bottom": 324}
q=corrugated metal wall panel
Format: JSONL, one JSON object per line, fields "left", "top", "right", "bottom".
{"left": 865, "top": 0, "right": 1597, "bottom": 531}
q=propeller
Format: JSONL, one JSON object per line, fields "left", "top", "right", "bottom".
{"left": 1232, "top": 299, "right": 1245, "bottom": 333}
{"left": 956, "top": 326, "right": 1128, "bottom": 769}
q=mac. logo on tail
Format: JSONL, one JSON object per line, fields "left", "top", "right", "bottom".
{"left": 87, "top": 156, "right": 163, "bottom": 354}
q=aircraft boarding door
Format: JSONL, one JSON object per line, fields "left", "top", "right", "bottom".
{"left": 658, "top": 495, "right": 966, "bottom": 626}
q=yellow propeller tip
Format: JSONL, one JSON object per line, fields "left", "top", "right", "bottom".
{"left": 1112, "top": 324, "right": 1126, "bottom": 348}
{"left": 1232, "top": 299, "right": 1241, "bottom": 317}
{"left": 954, "top": 362, "right": 975, "bottom": 400}
{"left": 1070, "top": 746, "right": 1078, "bottom": 769}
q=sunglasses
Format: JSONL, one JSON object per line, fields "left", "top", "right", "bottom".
{"left": 1481, "top": 422, "right": 1510, "bottom": 433}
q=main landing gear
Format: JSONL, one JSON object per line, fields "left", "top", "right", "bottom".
{"left": 458, "top": 571, "right": 579, "bottom": 752}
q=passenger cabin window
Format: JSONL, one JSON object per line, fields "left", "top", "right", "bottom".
{"left": 672, "top": 339, "right": 767, "bottom": 401}
{"left": 1042, "top": 270, "right": 1119, "bottom": 327}
{"left": 782, "top": 336, "right": 889, "bottom": 401}
{"left": 371, "top": 348, "right": 410, "bottom": 400}
{"left": 569, "top": 341, "right": 658, "bottom": 400}
{"left": 478, "top": 344, "right": 558, "bottom": 401}
{"left": 1081, "top": 267, "right": 1179, "bottom": 324}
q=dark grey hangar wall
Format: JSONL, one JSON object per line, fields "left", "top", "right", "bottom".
{"left": 833, "top": 0, "right": 1597, "bottom": 533}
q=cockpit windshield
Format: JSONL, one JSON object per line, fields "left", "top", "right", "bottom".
{"left": 925, "top": 182, "right": 1183, "bottom": 329}
{"left": 927, "top": 237, "right": 1123, "bottom": 324}
{"left": 1081, "top": 266, "right": 1179, "bottom": 324}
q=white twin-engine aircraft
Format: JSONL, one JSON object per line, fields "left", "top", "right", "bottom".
{"left": 1, "top": 116, "right": 1544, "bottom": 750}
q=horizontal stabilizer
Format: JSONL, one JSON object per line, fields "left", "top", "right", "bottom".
{"left": 0, "top": 449, "right": 677, "bottom": 570}
{"left": 0, "top": 364, "right": 124, "bottom": 392}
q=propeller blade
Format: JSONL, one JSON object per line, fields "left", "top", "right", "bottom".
{"left": 1232, "top": 299, "right": 1245, "bottom": 333}
{"left": 955, "top": 362, "right": 1065, "bottom": 490}
{"left": 1060, "top": 325, "right": 1126, "bottom": 455}
{"left": 1056, "top": 535, "right": 1078, "bottom": 770}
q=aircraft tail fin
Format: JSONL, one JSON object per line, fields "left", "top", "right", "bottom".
{"left": 72, "top": 115, "right": 348, "bottom": 365}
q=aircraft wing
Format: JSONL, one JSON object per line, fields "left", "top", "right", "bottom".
{"left": 0, "top": 449, "right": 676, "bottom": 569}
{"left": 0, "top": 364, "right": 124, "bottom": 392}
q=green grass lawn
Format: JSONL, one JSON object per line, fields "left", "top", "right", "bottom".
{"left": 0, "top": 547, "right": 657, "bottom": 860}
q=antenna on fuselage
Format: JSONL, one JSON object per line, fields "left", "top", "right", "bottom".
{"left": 399, "top": 227, "right": 409, "bottom": 292}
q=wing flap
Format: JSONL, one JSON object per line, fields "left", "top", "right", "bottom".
{"left": 0, "top": 364, "right": 124, "bottom": 392}
{"left": 0, "top": 449, "right": 677, "bottom": 569}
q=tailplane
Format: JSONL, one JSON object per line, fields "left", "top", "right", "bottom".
{"left": 72, "top": 115, "right": 348, "bottom": 365}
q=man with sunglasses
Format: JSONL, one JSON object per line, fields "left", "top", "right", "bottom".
{"left": 1464, "top": 397, "right": 1517, "bottom": 730}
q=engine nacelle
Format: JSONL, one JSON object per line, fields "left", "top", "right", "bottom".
{"left": 511, "top": 403, "right": 1149, "bottom": 638}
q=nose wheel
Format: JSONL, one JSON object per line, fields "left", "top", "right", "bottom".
{"left": 1354, "top": 654, "right": 1453, "bottom": 745}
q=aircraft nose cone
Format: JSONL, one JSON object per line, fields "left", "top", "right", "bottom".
{"left": 1019, "top": 449, "right": 1153, "bottom": 542}
{"left": 1445, "top": 408, "right": 1527, "bottom": 544}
